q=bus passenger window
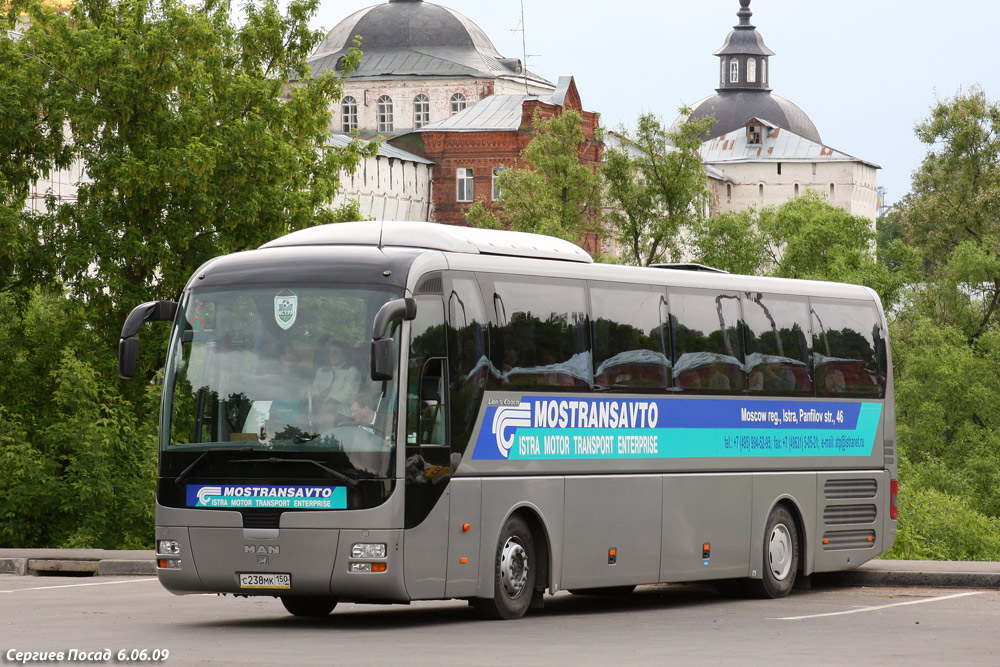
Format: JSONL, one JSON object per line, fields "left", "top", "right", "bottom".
{"left": 489, "top": 279, "right": 591, "bottom": 391}
{"left": 591, "top": 284, "right": 671, "bottom": 391}
{"left": 743, "top": 293, "right": 813, "bottom": 396}
{"left": 670, "top": 289, "right": 745, "bottom": 394}
{"left": 810, "top": 300, "right": 886, "bottom": 398}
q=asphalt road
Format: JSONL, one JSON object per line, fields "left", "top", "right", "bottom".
{"left": 2, "top": 575, "right": 997, "bottom": 666}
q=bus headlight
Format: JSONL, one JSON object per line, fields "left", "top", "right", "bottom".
{"left": 157, "top": 540, "right": 181, "bottom": 556}
{"left": 351, "top": 543, "right": 387, "bottom": 559}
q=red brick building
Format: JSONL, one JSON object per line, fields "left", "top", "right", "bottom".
{"left": 390, "top": 76, "right": 602, "bottom": 229}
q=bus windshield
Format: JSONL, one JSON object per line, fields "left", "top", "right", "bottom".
{"left": 162, "top": 284, "right": 401, "bottom": 479}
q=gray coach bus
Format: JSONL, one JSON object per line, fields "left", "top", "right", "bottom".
{"left": 120, "top": 221, "right": 897, "bottom": 620}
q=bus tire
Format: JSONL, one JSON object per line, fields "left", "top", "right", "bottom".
{"left": 475, "top": 514, "right": 536, "bottom": 620}
{"left": 280, "top": 596, "right": 338, "bottom": 617}
{"left": 749, "top": 505, "right": 799, "bottom": 599}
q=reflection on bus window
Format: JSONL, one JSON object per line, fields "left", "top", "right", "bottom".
{"left": 743, "top": 293, "right": 813, "bottom": 396}
{"left": 591, "top": 284, "right": 671, "bottom": 391}
{"left": 670, "top": 289, "right": 745, "bottom": 394}
{"left": 810, "top": 300, "right": 886, "bottom": 398}
{"left": 490, "top": 279, "right": 591, "bottom": 391}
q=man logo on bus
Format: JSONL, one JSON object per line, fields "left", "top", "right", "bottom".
{"left": 491, "top": 404, "right": 532, "bottom": 458}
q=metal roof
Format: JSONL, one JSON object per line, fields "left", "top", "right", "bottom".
{"left": 413, "top": 94, "right": 551, "bottom": 132}
{"left": 262, "top": 220, "right": 594, "bottom": 264}
{"left": 308, "top": 0, "right": 552, "bottom": 88}
{"left": 326, "top": 133, "right": 434, "bottom": 165}
{"left": 685, "top": 91, "right": 822, "bottom": 144}
{"left": 699, "top": 121, "right": 880, "bottom": 169}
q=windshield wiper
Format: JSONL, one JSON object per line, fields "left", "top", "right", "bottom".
{"left": 172, "top": 446, "right": 256, "bottom": 487}
{"left": 230, "top": 456, "right": 360, "bottom": 489}
{"left": 174, "top": 451, "right": 211, "bottom": 487}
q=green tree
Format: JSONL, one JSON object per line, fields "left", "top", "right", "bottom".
{"left": 602, "top": 109, "right": 714, "bottom": 265}
{"left": 466, "top": 110, "right": 602, "bottom": 243}
{"left": 2, "top": 0, "right": 373, "bottom": 344}
{"left": 690, "top": 192, "right": 900, "bottom": 307}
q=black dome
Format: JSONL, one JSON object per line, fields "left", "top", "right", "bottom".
{"left": 314, "top": 0, "right": 501, "bottom": 59}
{"left": 687, "top": 91, "right": 822, "bottom": 144}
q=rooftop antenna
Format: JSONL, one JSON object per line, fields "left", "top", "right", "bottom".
{"left": 511, "top": 0, "right": 539, "bottom": 94}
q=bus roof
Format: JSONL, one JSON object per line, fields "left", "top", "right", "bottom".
{"left": 262, "top": 221, "right": 594, "bottom": 264}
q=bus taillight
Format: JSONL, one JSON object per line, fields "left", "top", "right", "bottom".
{"left": 890, "top": 479, "right": 898, "bottom": 520}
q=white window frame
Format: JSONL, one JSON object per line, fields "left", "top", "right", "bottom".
{"left": 457, "top": 168, "right": 474, "bottom": 202}
{"left": 341, "top": 96, "right": 358, "bottom": 133}
{"left": 762, "top": 59, "right": 768, "bottom": 84}
{"left": 413, "top": 94, "right": 430, "bottom": 129}
{"left": 377, "top": 95, "right": 394, "bottom": 133}
{"left": 492, "top": 166, "right": 507, "bottom": 201}
{"left": 748, "top": 58, "right": 756, "bottom": 83}
{"left": 730, "top": 59, "right": 739, "bottom": 83}
{"left": 450, "top": 92, "right": 467, "bottom": 116}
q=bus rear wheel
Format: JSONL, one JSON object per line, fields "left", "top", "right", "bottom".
{"left": 749, "top": 505, "right": 799, "bottom": 599}
{"left": 280, "top": 596, "right": 338, "bottom": 617}
{"left": 475, "top": 514, "right": 536, "bottom": 620}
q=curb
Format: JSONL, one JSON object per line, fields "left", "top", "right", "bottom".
{"left": 814, "top": 568, "right": 1000, "bottom": 590}
{"left": 0, "top": 555, "right": 155, "bottom": 577}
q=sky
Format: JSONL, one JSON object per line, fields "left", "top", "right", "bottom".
{"left": 309, "top": 0, "right": 1000, "bottom": 209}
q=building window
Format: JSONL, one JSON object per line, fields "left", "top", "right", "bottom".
{"left": 413, "top": 94, "right": 429, "bottom": 129}
{"left": 762, "top": 59, "right": 768, "bottom": 84}
{"left": 748, "top": 58, "right": 756, "bottom": 83}
{"left": 450, "top": 92, "right": 467, "bottom": 115}
{"left": 341, "top": 96, "right": 358, "bottom": 133}
{"left": 721, "top": 59, "right": 726, "bottom": 86}
{"left": 759, "top": 183, "right": 764, "bottom": 202}
{"left": 747, "top": 124, "right": 761, "bottom": 144}
{"left": 726, "top": 183, "right": 732, "bottom": 203}
{"left": 730, "top": 59, "right": 739, "bottom": 83}
{"left": 777, "top": 162, "right": 782, "bottom": 175}
{"left": 377, "top": 95, "right": 394, "bottom": 133}
{"left": 794, "top": 183, "right": 800, "bottom": 197}
{"left": 829, "top": 183, "right": 836, "bottom": 200}
{"left": 492, "top": 167, "right": 506, "bottom": 201}
{"left": 457, "top": 168, "right": 474, "bottom": 202}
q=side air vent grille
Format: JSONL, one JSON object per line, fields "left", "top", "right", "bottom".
{"left": 824, "top": 504, "right": 878, "bottom": 525}
{"left": 242, "top": 510, "right": 282, "bottom": 530}
{"left": 416, "top": 275, "right": 443, "bottom": 295}
{"left": 822, "top": 530, "right": 876, "bottom": 550}
{"left": 824, "top": 478, "right": 877, "bottom": 500}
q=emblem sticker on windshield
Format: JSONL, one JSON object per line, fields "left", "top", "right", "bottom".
{"left": 274, "top": 291, "right": 298, "bottom": 330}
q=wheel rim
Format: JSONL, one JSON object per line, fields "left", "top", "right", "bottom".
{"left": 500, "top": 537, "right": 529, "bottom": 598}
{"left": 767, "top": 522, "right": 793, "bottom": 581}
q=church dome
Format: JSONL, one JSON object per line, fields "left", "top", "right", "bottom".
{"left": 308, "top": 0, "right": 542, "bottom": 83}
{"left": 315, "top": 0, "right": 501, "bottom": 58}
{"left": 683, "top": 0, "right": 821, "bottom": 144}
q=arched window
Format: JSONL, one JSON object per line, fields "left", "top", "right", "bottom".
{"left": 377, "top": 95, "right": 394, "bottom": 133}
{"left": 759, "top": 183, "right": 765, "bottom": 202}
{"left": 794, "top": 183, "right": 800, "bottom": 197}
{"left": 748, "top": 58, "right": 756, "bottom": 83}
{"left": 341, "top": 96, "right": 358, "bottom": 133}
{"left": 762, "top": 59, "right": 768, "bottom": 85}
{"left": 726, "top": 183, "right": 732, "bottom": 203}
{"left": 413, "top": 94, "right": 430, "bottom": 129}
{"left": 450, "top": 92, "right": 467, "bottom": 115}
{"left": 730, "top": 59, "right": 739, "bottom": 83}
{"left": 829, "top": 183, "right": 836, "bottom": 200}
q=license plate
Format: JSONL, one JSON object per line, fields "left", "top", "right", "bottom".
{"left": 239, "top": 573, "right": 291, "bottom": 590}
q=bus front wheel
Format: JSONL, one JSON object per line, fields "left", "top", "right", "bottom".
{"left": 749, "top": 505, "right": 799, "bottom": 599}
{"left": 280, "top": 596, "right": 338, "bottom": 617}
{"left": 475, "top": 514, "right": 536, "bottom": 620}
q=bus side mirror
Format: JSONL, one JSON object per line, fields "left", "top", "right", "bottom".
{"left": 370, "top": 297, "right": 417, "bottom": 381}
{"left": 371, "top": 338, "right": 395, "bottom": 381}
{"left": 119, "top": 337, "right": 140, "bottom": 380}
{"left": 119, "top": 300, "right": 179, "bottom": 380}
